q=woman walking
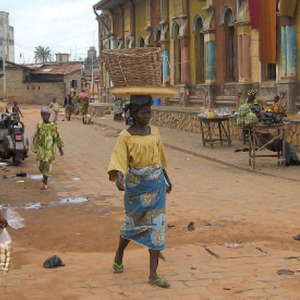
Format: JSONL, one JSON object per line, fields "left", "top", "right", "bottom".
{"left": 108, "top": 95, "right": 172, "bottom": 288}
{"left": 31, "top": 107, "right": 64, "bottom": 190}
{"left": 63, "top": 93, "right": 73, "bottom": 121}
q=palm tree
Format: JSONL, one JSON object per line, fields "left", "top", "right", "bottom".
{"left": 34, "top": 46, "right": 53, "bottom": 63}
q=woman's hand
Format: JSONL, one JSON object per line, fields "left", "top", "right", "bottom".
{"left": 163, "top": 169, "right": 172, "bottom": 194}
{"left": 0, "top": 214, "right": 8, "bottom": 228}
{"left": 166, "top": 181, "right": 172, "bottom": 194}
{"left": 116, "top": 178, "right": 125, "bottom": 191}
{"left": 116, "top": 171, "right": 125, "bottom": 191}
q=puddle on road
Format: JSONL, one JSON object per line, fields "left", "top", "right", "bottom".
{"left": 27, "top": 174, "right": 43, "bottom": 180}
{"left": 0, "top": 202, "right": 48, "bottom": 210}
{"left": 24, "top": 202, "right": 44, "bottom": 210}
{"left": 60, "top": 197, "right": 90, "bottom": 204}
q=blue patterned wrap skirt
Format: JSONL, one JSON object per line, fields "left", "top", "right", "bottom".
{"left": 120, "top": 165, "right": 167, "bottom": 250}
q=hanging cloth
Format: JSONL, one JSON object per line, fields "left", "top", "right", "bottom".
{"left": 249, "top": 0, "right": 260, "bottom": 29}
{"left": 279, "top": 0, "right": 297, "bottom": 17}
{"left": 259, "top": 0, "right": 277, "bottom": 64}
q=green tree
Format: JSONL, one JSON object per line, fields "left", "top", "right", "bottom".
{"left": 34, "top": 46, "right": 53, "bottom": 63}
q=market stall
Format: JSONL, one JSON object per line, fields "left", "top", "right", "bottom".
{"left": 197, "top": 109, "right": 232, "bottom": 147}
{"left": 246, "top": 123, "right": 289, "bottom": 169}
{"left": 237, "top": 94, "right": 290, "bottom": 169}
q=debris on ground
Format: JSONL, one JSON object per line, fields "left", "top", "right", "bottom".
{"left": 43, "top": 255, "right": 65, "bottom": 268}
{"left": 187, "top": 221, "right": 195, "bottom": 231}
{"left": 277, "top": 269, "right": 294, "bottom": 275}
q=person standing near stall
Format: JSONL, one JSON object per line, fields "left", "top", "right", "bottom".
{"left": 108, "top": 95, "right": 172, "bottom": 288}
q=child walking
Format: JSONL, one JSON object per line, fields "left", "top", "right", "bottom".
{"left": 12, "top": 101, "right": 23, "bottom": 118}
{"left": 49, "top": 97, "right": 59, "bottom": 123}
{"left": 108, "top": 95, "right": 172, "bottom": 288}
{"left": 31, "top": 107, "right": 64, "bottom": 190}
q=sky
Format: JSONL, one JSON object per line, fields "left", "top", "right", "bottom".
{"left": 1, "top": 0, "right": 100, "bottom": 64}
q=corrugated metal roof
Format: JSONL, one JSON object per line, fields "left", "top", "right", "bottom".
{"left": 32, "top": 63, "right": 83, "bottom": 75}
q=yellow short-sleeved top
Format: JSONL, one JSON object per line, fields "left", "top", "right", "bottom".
{"left": 108, "top": 126, "right": 168, "bottom": 182}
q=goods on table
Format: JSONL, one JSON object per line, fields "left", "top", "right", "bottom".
{"left": 197, "top": 108, "right": 231, "bottom": 118}
{"left": 237, "top": 102, "right": 284, "bottom": 126}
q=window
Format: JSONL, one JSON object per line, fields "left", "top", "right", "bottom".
{"left": 193, "top": 15, "right": 205, "bottom": 83}
{"left": 138, "top": 35, "right": 145, "bottom": 47}
{"left": 173, "top": 22, "right": 181, "bottom": 85}
{"left": 223, "top": 9, "right": 236, "bottom": 82}
{"left": 262, "top": 63, "right": 276, "bottom": 81}
{"left": 154, "top": 27, "right": 161, "bottom": 47}
{"left": 70, "top": 80, "right": 78, "bottom": 89}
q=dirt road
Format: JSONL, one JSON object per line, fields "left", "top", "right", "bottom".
{"left": 1, "top": 107, "right": 300, "bottom": 299}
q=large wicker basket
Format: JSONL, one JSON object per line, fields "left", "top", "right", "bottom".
{"left": 102, "top": 47, "right": 162, "bottom": 87}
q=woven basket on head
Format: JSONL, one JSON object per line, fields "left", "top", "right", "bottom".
{"left": 102, "top": 47, "right": 162, "bottom": 87}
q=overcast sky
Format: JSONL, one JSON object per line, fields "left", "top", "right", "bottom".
{"left": 1, "top": 0, "right": 99, "bottom": 64}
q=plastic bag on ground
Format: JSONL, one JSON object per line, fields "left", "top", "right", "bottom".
{"left": 6, "top": 208, "right": 25, "bottom": 229}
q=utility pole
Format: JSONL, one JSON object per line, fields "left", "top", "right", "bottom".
{"left": 91, "top": 50, "right": 94, "bottom": 100}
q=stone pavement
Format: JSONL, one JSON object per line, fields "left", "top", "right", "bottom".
{"left": 88, "top": 114, "right": 300, "bottom": 182}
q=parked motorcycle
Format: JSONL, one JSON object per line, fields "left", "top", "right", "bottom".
{"left": 0, "top": 112, "right": 29, "bottom": 165}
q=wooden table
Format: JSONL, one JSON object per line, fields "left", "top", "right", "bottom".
{"left": 199, "top": 116, "right": 232, "bottom": 147}
{"left": 246, "top": 123, "right": 289, "bottom": 169}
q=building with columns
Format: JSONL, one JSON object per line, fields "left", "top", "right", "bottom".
{"left": 93, "top": 0, "right": 300, "bottom": 113}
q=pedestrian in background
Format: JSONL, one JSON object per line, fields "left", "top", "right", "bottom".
{"left": 31, "top": 107, "right": 64, "bottom": 190}
{"left": 78, "top": 89, "right": 89, "bottom": 123}
{"left": 49, "top": 97, "right": 59, "bottom": 123}
{"left": 63, "top": 93, "right": 73, "bottom": 121}
{"left": 108, "top": 95, "right": 172, "bottom": 288}
{"left": 12, "top": 101, "right": 23, "bottom": 119}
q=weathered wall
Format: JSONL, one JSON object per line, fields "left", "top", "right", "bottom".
{"left": 63, "top": 72, "right": 82, "bottom": 95}
{"left": 0, "top": 65, "right": 82, "bottom": 105}
{"left": 21, "top": 82, "right": 65, "bottom": 106}
{"left": 0, "top": 67, "right": 23, "bottom": 102}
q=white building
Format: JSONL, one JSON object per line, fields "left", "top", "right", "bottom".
{"left": 0, "top": 11, "right": 15, "bottom": 62}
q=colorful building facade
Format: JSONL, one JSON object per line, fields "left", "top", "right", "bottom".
{"left": 93, "top": 0, "right": 300, "bottom": 113}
